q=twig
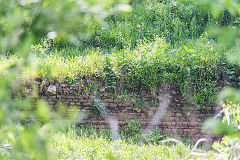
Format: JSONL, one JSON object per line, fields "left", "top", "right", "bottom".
{"left": 191, "top": 152, "right": 228, "bottom": 160}
{"left": 214, "top": 108, "right": 225, "bottom": 119}
{"left": 181, "top": 138, "right": 228, "bottom": 160}
{"left": 182, "top": 138, "right": 207, "bottom": 160}
{"left": 229, "top": 140, "right": 237, "bottom": 160}
{"left": 160, "top": 138, "right": 185, "bottom": 147}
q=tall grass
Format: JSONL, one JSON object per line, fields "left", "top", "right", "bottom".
{"left": 83, "top": 0, "right": 235, "bottom": 50}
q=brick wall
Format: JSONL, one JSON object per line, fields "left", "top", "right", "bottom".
{"left": 38, "top": 80, "right": 220, "bottom": 142}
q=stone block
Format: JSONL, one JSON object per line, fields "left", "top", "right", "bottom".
{"left": 102, "top": 93, "right": 108, "bottom": 97}
{"left": 175, "top": 113, "right": 183, "bottom": 117}
{"left": 147, "top": 111, "right": 154, "bottom": 118}
{"left": 84, "top": 102, "right": 91, "bottom": 106}
{"left": 117, "top": 103, "right": 124, "bottom": 107}
{"left": 188, "top": 122, "right": 199, "bottom": 127}
{"left": 75, "top": 102, "right": 81, "bottom": 105}
{"left": 122, "top": 102, "right": 132, "bottom": 107}
{"left": 182, "top": 122, "right": 188, "bottom": 127}
{"left": 163, "top": 129, "right": 171, "bottom": 133}
{"left": 166, "top": 122, "right": 171, "bottom": 126}
{"left": 105, "top": 99, "right": 114, "bottom": 103}
{"left": 79, "top": 99, "right": 87, "bottom": 103}
{"left": 149, "top": 107, "right": 157, "bottom": 112}
{"left": 109, "top": 103, "right": 117, "bottom": 108}
{"left": 60, "top": 84, "right": 67, "bottom": 87}
{"left": 73, "top": 99, "right": 79, "bottom": 102}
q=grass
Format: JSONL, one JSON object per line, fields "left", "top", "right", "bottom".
{"left": 0, "top": 113, "right": 230, "bottom": 160}
{"left": 84, "top": 0, "right": 236, "bottom": 50}
{"left": 39, "top": 123, "right": 209, "bottom": 160}
{"left": 50, "top": 133, "right": 188, "bottom": 159}
{"left": 1, "top": 36, "right": 222, "bottom": 81}
{"left": 0, "top": 123, "right": 194, "bottom": 159}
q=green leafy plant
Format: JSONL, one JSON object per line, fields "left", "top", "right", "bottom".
{"left": 121, "top": 120, "right": 142, "bottom": 142}
{"left": 103, "top": 56, "right": 117, "bottom": 92}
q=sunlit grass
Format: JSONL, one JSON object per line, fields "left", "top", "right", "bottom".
{"left": 51, "top": 133, "right": 188, "bottom": 159}
{"left": 0, "top": 36, "right": 222, "bottom": 82}
{"left": 0, "top": 123, "right": 223, "bottom": 160}
{"left": 39, "top": 124, "right": 199, "bottom": 160}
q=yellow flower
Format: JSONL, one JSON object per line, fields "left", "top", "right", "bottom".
{"left": 222, "top": 104, "right": 226, "bottom": 108}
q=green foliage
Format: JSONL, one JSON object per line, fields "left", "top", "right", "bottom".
{"left": 42, "top": 124, "right": 190, "bottom": 160}
{"left": 204, "top": 102, "right": 240, "bottom": 159}
{"left": 0, "top": 0, "right": 239, "bottom": 158}
{"left": 1, "top": 0, "right": 237, "bottom": 110}
{"left": 202, "top": 0, "right": 240, "bottom": 135}
{"left": 145, "top": 129, "right": 167, "bottom": 144}
{"left": 84, "top": 0, "right": 237, "bottom": 50}
{"left": 202, "top": 0, "right": 240, "bottom": 158}
{"left": 212, "top": 136, "right": 240, "bottom": 159}
{"left": 121, "top": 120, "right": 141, "bottom": 141}
{"left": 103, "top": 56, "right": 117, "bottom": 92}
{"left": 1, "top": 35, "right": 238, "bottom": 109}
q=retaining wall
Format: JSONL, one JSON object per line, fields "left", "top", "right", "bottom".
{"left": 37, "top": 79, "right": 220, "bottom": 142}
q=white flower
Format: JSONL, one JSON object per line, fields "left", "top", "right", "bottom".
{"left": 47, "top": 32, "right": 57, "bottom": 39}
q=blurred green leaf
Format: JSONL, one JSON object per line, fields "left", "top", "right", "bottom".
{"left": 36, "top": 100, "right": 50, "bottom": 123}
{"left": 203, "top": 118, "right": 240, "bottom": 136}
{"left": 218, "top": 87, "right": 240, "bottom": 104}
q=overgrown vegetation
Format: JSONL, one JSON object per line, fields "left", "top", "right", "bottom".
{"left": 0, "top": 0, "right": 240, "bottom": 159}
{"left": 84, "top": 0, "right": 237, "bottom": 50}
{"left": 1, "top": 34, "right": 239, "bottom": 108}
{"left": 1, "top": 0, "right": 239, "bottom": 109}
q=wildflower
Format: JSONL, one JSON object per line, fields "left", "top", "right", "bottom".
{"left": 222, "top": 104, "right": 226, "bottom": 109}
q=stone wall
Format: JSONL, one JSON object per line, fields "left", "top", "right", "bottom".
{"left": 38, "top": 79, "right": 220, "bottom": 142}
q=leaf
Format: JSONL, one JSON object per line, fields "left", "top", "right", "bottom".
{"left": 218, "top": 87, "right": 240, "bottom": 104}
{"left": 203, "top": 118, "right": 240, "bottom": 137}
{"left": 36, "top": 99, "right": 50, "bottom": 123}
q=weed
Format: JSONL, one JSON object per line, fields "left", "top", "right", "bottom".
{"left": 121, "top": 120, "right": 142, "bottom": 143}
